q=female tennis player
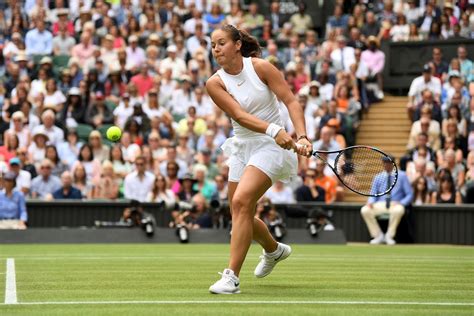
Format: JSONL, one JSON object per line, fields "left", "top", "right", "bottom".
{"left": 207, "top": 25, "right": 312, "bottom": 294}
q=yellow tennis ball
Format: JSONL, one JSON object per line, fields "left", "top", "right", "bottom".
{"left": 106, "top": 126, "right": 122, "bottom": 142}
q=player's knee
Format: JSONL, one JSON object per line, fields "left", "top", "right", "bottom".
{"left": 231, "top": 195, "right": 253, "bottom": 217}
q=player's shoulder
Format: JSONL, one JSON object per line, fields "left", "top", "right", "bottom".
{"left": 250, "top": 57, "right": 272, "bottom": 71}
{"left": 206, "top": 72, "right": 225, "bottom": 92}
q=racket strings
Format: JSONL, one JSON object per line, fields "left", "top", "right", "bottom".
{"left": 335, "top": 147, "right": 397, "bottom": 196}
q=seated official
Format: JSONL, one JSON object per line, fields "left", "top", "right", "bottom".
{"left": 0, "top": 172, "right": 27, "bottom": 229}
{"left": 52, "top": 171, "right": 83, "bottom": 200}
{"left": 360, "top": 156, "right": 413, "bottom": 245}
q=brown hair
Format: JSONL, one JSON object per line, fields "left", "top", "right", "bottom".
{"left": 220, "top": 25, "right": 261, "bottom": 58}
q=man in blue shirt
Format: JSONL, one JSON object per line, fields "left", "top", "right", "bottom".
{"left": 360, "top": 156, "right": 413, "bottom": 245}
{"left": 0, "top": 172, "right": 27, "bottom": 229}
{"left": 52, "top": 171, "right": 83, "bottom": 200}
{"left": 25, "top": 19, "right": 53, "bottom": 56}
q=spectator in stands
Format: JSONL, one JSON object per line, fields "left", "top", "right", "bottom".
{"left": 290, "top": 2, "right": 314, "bottom": 36}
{"left": 91, "top": 160, "right": 120, "bottom": 200}
{"left": 412, "top": 176, "right": 431, "bottom": 205}
{"left": 361, "top": 36, "right": 385, "bottom": 100}
{"left": 32, "top": 109, "right": 64, "bottom": 146}
{"left": 72, "top": 144, "right": 102, "bottom": 185}
{"left": 405, "top": 0, "right": 422, "bottom": 25}
{"left": 30, "top": 158, "right": 61, "bottom": 200}
{"left": 406, "top": 155, "right": 437, "bottom": 191}
{"left": 313, "top": 125, "right": 341, "bottom": 153}
{"left": 125, "top": 35, "right": 146, "bottom": 72}
{"left": 45, "top": 145, "right": 67, "bottom": 178}
{"left": 413, "top": 89, "right": 443, "bottom": 123}
{"left": 326, "top": 4, "right": 349, "bottom": 35}
{"left": 440, "top": 148, "right": 466, "bottom": 189}
{"left": 407, "top": 65, "right": 442, "bottom": 120}
{"left": 71, "top": 31, "right": 96, "bottom": 66}
{"left": 242, "top": 2, "right": 264, "bottom": 37}
{"left": 130, "top": 63, "right": 154, "bottom": 97}
{"left": 4, "top": 111, "right": 30, "bottom": 150}
{"left": 330, "top": 35, "right": 355, "bottom": 73}
{"left": 431, "top": 172, "right": 462, "bottom": 204}
{"left": 160, "top": 45, "right": 187, "bottom": 80}
{"left": 390, "top": 14, "right": 410, "bottom": 42}
{"left": 9, "top": 157, "right": 31, "bottom": 196}
{"left": 0, "top": 134, "right": 20, "bottom": 163}
{"left": 177, "top": 172, "right": 198, "bottom": 203}
{"left": 295, "top": 168, "right": 326, "bottom": 202}
{"left": 443, "top": 104, "right": 467, "bottom": 138}
{"left": 265, "top": 180, "right": 295, "bottom": 204}
{"left": 56, "top": 129, "right": 82, "bottom": 169}
{"left": 123, "top": 156, "right": 155, "bottom": 203}
{"left": 418, "top": 3, "right": 439, "bottom": 37}
{"left": 0, "top": 171, "right": 27, "bottom": 229}
{"left": 456, "top": 45, "right": 473, "bottom": 83}
{"left": 109, "top": 144, "right": 132, "bottom": 179}
{"left": 442, "top": 118, "right": 468, "bottom": 156}
{"left": 59, "top": 87, "right": 86, "bottom": 129}
{"left": 313, "top": 159, "right": 339, "bottom": 203}
{"left": 361, "top": 11, "right": 380, "bottom": 38}
{"left": 113, "top": 93, "right": 133, "bottom": 129}
{"left": 361, "top": 156, "right": 413, "bottom": 245}
{"left": 408, "top": 111, "right": 441, "bottom": 151}
{"left": 147, "top": 174, "right": 177, "bottom": 211}
{"left": 53, "top": 23, "right": 76, "bottom": 56}
{"left": 52, "top": 170, "right": 82, "bottom": 200}
{"left": 88, "top": 131, "right": 110, "bottom": 163}
{"left": 192, "top": 163, "right": 215, "bottom": 201}
{"left": 430, "top": 47, "right": 449, "bottom": 80}
{"left": 25, "top": 19, "right": 53, "bottom": 56}
{"left": 437, "top": 135, "right": 464, "bottom": 167}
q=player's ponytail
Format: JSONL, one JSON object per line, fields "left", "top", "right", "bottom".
{"left": 221, "top": 25, "right": 261, "bottom": 58}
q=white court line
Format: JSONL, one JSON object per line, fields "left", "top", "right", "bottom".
{"left": 4, "top": 258, "right": 17, "bottom": 304}
{"left": 6, "top": 300, "right": 474, "bottom": 306}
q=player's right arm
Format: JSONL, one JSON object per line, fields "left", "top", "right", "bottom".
{"left": 206, "top": 76, "right": 295, "bottom": 150}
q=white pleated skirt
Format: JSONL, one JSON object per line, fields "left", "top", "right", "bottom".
{"left": 221, "top": 135, "right": 297, "bottom": 184}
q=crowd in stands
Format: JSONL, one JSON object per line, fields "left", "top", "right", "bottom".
{"left": 0, "top": 0, "right": 473, "bottom": 229}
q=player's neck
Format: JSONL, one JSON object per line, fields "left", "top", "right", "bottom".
{"left": 222, "top": 57, "right": 244, "bottom": 75}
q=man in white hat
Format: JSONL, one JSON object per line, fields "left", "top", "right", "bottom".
{"left": 160, "top": 45, "right": 187, "bottom": 80}
{"left": 125, "top": 35, "right": 146, "bottom": 71}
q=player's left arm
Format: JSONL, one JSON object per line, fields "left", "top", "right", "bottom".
{"left": 252, "top": 58, "right": 312, "bottom": 150}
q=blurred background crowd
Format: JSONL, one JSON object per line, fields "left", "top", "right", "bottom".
{"left": 0, "top": 0, "right": 473, "bottom": 227}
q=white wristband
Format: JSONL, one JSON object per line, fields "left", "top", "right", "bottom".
{"left": 265, "top": 123, "right": 283, "bottom": 138}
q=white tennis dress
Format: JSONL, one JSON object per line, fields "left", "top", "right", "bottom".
{"left": 216, "top": 57, "right": 297, "bottom": 183}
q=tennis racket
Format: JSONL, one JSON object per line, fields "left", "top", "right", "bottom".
{"left": 297, "top": 145, "right": 398, "bottom": 197}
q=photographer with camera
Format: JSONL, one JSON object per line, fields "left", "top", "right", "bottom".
{"left": 120, "top": 199, "right": 156, "bottom": 236}
{"left": 172, "top": 193, "right": 213, "bottom": 230}
{"left": 256, "top": 197, "right": 286, "bottom": 241}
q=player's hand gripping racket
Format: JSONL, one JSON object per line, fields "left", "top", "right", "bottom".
{"left": 297, "top": 145, "right": 398, "bottom": 197}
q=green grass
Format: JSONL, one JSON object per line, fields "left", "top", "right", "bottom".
{"left": 0, "top": 244, "right": 473, "bottom": 315}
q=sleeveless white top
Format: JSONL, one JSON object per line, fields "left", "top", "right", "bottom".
{"left": 216, "top": 57, "right": 283, "bottom": 138}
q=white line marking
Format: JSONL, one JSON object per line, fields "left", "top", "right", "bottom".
{"left": 5, "top": 300, "right": 474, "bottom": 306}
{"left": 5, "top": 258, "right": 18, "bottom": 304}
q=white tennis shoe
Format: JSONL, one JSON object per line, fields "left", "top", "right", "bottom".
{"left": 254, "top": 242, "right": 292, "bottom": 278}
{"left": 209, "top": 269, "right": 241, "bottom": 294}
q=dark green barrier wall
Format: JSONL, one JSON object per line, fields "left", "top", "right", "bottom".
{"left": 23, "top": 201, "right": 473, "bottom": 245}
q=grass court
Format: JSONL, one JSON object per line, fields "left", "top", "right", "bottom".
{"left": 1, "top": 244, "right": 473, "bottom": 315}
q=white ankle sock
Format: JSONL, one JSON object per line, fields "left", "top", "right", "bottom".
{"left": 265, "top": 244, "right": 281, "bottom": 256}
